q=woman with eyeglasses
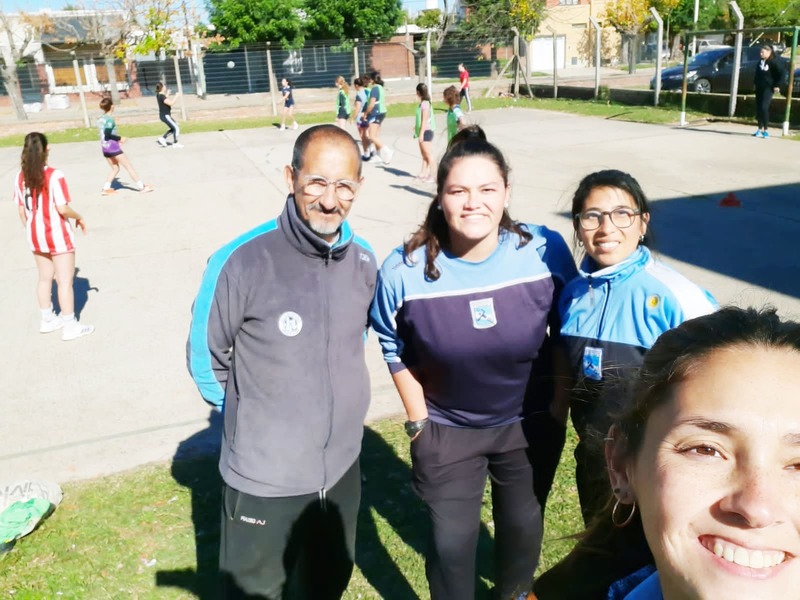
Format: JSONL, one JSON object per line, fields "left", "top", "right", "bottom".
{"left": 14, "top": 132, "right": 94, "bottom": 340}
{"left": 559, "top": 169, "right": 716, "bottom": 525}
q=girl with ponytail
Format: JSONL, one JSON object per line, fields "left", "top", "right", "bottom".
{"left": 15, "top": 132, "right": 93, "bottom": 340}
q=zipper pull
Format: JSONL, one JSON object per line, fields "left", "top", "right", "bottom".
{"left": 588, "top": 276, "right": 594, "bottom": 305}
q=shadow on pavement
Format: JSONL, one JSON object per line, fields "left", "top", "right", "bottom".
{"left": 559, "top": 183, "right": 800, "bottom": 299}
{"left": 155, "top": 411, "right": 222, "bottom": 599}
{"left": 390, "top": 184, "right": 434, "bottom": 198}
{"left": 51, "top": 267, "right": 98, "bottom": 319}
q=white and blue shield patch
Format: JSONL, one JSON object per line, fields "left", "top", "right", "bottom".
{"left": 583, "top": 346, "right": 603, "bottom": 381}
{"left": 469, "top": 298, "right": 497, "bottom": 330}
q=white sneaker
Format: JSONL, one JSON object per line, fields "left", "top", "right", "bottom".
{"left": 280, "top": 125, "right": 286, "bottom": 131}
{"left": 157, "top": 138, "right": 168, "bottom": 147}
{"left": 380, "top": 147, "right": 394, "bottom": 164}
{"left": 62, "top": 321, "right": 94, "bottom": 341}
{"left": 368, "top": 143, "right": 376, "bottom": 156}
{"left": 40, "top": 316, "right": 63, "bottom": 334}
{"left": 292, "top": 122, "right": 299, "bottom": 130}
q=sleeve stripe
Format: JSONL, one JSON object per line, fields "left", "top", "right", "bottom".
{"left": 646, "top": 261, "right": 718, "bottom": 320}
{"left": 188, "top": 220, "right": 278, "bottom": 405}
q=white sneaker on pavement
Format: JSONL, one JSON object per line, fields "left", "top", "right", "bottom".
{"left": 62, "top": 321, "right": 94, "bottom": 341}
{"left": 157, "top": 137, "right": 168, "bottom": 147}
{"left": 379, "top": 147, "right": 394, "bottom": 164}
{"left": 40, "top": 316, "right": 63, "bottom": 334}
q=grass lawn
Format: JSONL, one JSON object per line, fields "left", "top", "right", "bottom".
{"left": 0, "top": 96, "right": 709, "bottom": 149}
{"left": 0, "top": 417, "right": 583, "bottom": 599}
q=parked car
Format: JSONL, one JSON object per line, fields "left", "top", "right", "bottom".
{"left": 650, "top": 46, "right": 790, "bottom": 94}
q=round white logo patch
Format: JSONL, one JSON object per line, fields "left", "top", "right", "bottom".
{"left": 278, "top": 311, "right": 303, "bottom": 337}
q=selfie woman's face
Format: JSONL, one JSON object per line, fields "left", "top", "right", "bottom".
{"left": 628, "top": 346, "right": 800, "bottom": 599}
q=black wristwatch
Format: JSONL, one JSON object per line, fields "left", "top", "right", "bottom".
{"left": 404, "top": 418, "right": 429, "bottom": 438}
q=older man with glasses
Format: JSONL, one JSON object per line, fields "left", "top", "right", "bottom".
{"left": 187, "top": 124, "right": 376, "bottom": 599}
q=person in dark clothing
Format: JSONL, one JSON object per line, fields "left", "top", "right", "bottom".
{"left": 155, "top": 82, "right": 181, "bottom": 147}
{"left": 753, "top": 43, "right": 784, "bottom": 138}
{"left": 187, "top": 125, "right": 376, "bottom": 599}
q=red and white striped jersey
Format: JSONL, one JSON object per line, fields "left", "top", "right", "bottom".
{"left": 14, "top": 167, "right": 75, "bottom": 255}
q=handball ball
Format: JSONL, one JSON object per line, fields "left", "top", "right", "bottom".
{"left": 227, "top": 61, "right": 235, "bottom": 69}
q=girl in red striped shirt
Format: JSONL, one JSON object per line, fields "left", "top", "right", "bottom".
{"left": 15, "top": 132, "right": 94, "bottom": 341}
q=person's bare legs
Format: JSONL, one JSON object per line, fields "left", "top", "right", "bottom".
{"left": 52, "top": 251, "right": 93, "bottom": 339}
{"left": 419, "top": 139, "right": 434, "bottom": 179}
{"left": 368, "top": 122, "right": 383, "bottom": 152}
{"left": 52, "top": 252, "right": 76, "bottom": 316}
{"left": 289, "top": 105, "right": 298, "bottom": 129}
{"left": 33, "top": 251, "right": 56, "bottom": 310}
{"left": 104, "top": 156, "right": 120, "bottom": 189}
{"left": 281, "top": 106, "right": 288, "bottom": 129}
{"left": 115, "top": 153, "right": 142, "bottom": 185}
{"left": 358, "top": 126, "right": 371, "bottom": 156}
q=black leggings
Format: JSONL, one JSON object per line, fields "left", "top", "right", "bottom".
{"left": 411, "top": 421, "right": 542, "bottom": 600}
{"left": 159, "top": 113, "right": 179, "bottom": 143}
{"left": 755, "top": 87, "right": 774, "bottom": 130}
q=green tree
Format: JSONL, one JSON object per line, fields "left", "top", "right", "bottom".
{"left": 0, "top": 11, "right": 54, "bottom": 120}
{"left": 510, "top": 0, "right": 546, "bottom": 41}
{"left": 306, "top": 0, "right": 403, "bottom": 40}
{"left": 208, "top": 0, "right": 304, "bottom": 47}
{"left": 734, "top": 0, "right": 800, "bottom": 28}
{"left": 208, "top": 0, "right": 403, "bottom": 46}
{"left": 415, "top": 8, "right": 442, "bottom": 31}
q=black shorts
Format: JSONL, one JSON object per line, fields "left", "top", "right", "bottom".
{"left": 284, "top": 101, "right": 294, "bottom": 108}
{"left": 367, "top": 112, "right": 386, "bottom": 125}
{"left": 337, "top": 108, "right": 350, "bottom": 120}
{"left": 422, "top": 130, "right": 434, "bottom": 142}
{"left": 103, "top": 150, "right": 124, "bottom": 158}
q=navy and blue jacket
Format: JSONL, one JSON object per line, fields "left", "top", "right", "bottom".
{"left": 370, "top": 225, "right": 577, "bottom": 428}
{"left": 559, "top": 245, "right": 716, "bottom": 425}
{"left": 186, "top": 196, "right": 377, "bottom": 497}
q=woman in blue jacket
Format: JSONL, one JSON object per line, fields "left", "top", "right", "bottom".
{"left": 559, "top": 169, "right": 716, "bottom": 525}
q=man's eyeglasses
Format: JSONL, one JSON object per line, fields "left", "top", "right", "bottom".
{"left": 295, "top": 171, "right": 360, "bottom": 202}
{"left": 576, "top": 208, "right": 641, "bottom": 231}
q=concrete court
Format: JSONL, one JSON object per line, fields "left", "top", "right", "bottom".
{"left": 1, "top": 107, "right": 799, "bottom": 486}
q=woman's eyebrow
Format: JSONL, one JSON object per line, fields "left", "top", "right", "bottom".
{"left": 784, "top": 433, "right": 800, "bottom": 446}
{"left": 677, "top": 418, "right": 800, "bottom": 446}
{"left": 676, "top": 418, "right": 733, "bottom": 434}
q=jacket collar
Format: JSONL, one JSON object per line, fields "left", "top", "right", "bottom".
{"left": 607, "top": 565, "right": 661, "bottom": 599}
{"left": 279, "top": 195, "right": 354, "bottom": 261}
{"left": 579, "top": 245, "right": 651, "bottom": 284}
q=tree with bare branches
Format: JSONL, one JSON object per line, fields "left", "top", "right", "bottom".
{"left": 0, "top": 11, "right": 53, "bottom": 120}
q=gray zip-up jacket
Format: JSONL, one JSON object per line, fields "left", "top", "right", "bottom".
{"left": 187, "top": 196, "right": 377, "bottom": 497}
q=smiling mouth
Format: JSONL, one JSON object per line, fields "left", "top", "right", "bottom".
{"left": 595, "top": 242, "right": 620, "bottom": 250}
{"left": 701, "top": 537, "right": 788, "bottom": 569}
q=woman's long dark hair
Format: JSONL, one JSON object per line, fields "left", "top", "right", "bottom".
{"left": 369, "top": 71, "right": 384, "bottom": 86}
{"left": 21, "top": 132, "right": 48, "bottom": 201}
{"left": 534, "top": 306, "right": 800, "bottom": 599}
{"left": 403, "top": 125, "right": 531, "bottom": 281}
{"left": 416, "top": 82, "right": 431, "bottom": 102}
